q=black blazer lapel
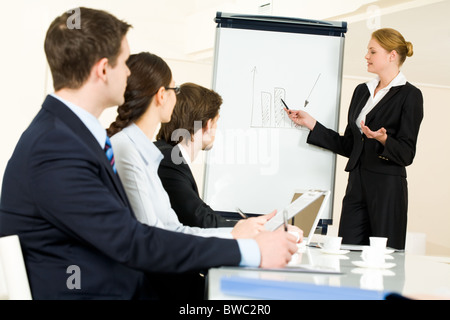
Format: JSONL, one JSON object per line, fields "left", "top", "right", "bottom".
{"left": 365, "top": 86, "right": 402, "bottom": 125}
{"left": 173, "top": 145, "right": 199, "bottom": 195}
{"left": 156, "top": 140, "right": 200, "bottom": 195}
{"left": 41, "top": 95, "right": 130, "bottom": 205}
{"left": 350, "top": 86, "right": 370, "bottom": 123}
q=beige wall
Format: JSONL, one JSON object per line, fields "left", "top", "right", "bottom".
{"left": 405, "top": 84, "right": 450, "bottom": 256}
{"left": 1, "top": 1, "right": 449, "bottom": 256}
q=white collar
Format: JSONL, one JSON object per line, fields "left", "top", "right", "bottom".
{"left": 50, "top": 93, "right": 106, "bottom": 148}
{"left": 366, "top": 71, "right": 407, "bottom": 96}
{"left": 122, "top": 123, "right": 163, "bottom": 165}
{"left": 178, "top": 143, "right": 192, "bottom": 166}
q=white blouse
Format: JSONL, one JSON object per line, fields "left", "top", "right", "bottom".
{"left": 111, "top": 123, "right": 233, "bottom": 238}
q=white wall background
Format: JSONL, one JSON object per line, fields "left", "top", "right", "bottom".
{"left": 1, "top": 0, "right": 449, "bottom": 256}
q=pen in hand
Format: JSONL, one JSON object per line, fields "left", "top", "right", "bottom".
{"left": 236, "top": 207, "right": 248, "bottom": 219}
{"left": 283, "top": 209, "right": 288, "bottom": 232}
{"left": 280, "top": 99, "right": 291, "bottom": 114}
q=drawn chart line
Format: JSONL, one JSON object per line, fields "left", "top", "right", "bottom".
{"left": 304, "top": 73, "right": 321, "bottom": 107}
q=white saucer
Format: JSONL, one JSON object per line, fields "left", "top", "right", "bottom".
{"left": 361, "top": 254, "right": 394, "bottom": 260}
{"left": 351, "top": 268, "right": 395, "bottom": 276}
{"left": 320, "top": 248, "right": 350, "bottom": 255}
{"left": 351, "top": 260, "right": 396, "bottom": 269}
{"left": 384, "top": 249, "right": 395, "bottom": 255}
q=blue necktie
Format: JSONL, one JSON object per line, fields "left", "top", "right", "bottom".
{"left": 104, "top": 136, "right": 117, "bottom": 174}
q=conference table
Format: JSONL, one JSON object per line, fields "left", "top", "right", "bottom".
{"left": 207, "top": 244, "right": 450, "bottom": 300}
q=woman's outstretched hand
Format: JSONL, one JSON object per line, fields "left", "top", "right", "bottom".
{"left": 360, "top": 120, "right": 387, "bottom": 145}
{"left": 284, "top": 108, "right": 317, "bottom": 130}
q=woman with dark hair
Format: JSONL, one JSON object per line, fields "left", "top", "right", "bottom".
{"left": 108, "top": 52, "right": 281, "bottom": 240}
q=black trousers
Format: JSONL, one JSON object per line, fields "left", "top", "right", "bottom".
{"left": 338, "top": 164, "right": 408, "bottom": 250}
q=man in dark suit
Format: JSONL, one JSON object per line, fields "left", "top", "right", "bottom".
{"left": 0, "top": 7, "right": 297, "bottom": 299}
{"left": 155, "top": 83, "right": 241, "bottom": 228}
{"left": 155, "top": 139, "right": 237, "bottom": 228}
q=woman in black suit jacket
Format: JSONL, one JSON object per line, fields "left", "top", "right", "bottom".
{"left": 286, "top": 28, "right": 423, "bottom": 250}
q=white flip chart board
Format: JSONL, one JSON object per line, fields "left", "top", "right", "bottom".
{"left": 203, "top": 13, "right": 347, "bottom": 222}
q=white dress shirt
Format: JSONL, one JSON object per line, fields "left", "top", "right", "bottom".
{"left": 50, "top": 93, "right": 106, "bottom": 148}
{"left": 111, "top": 123, "right": 234, "bottom": 238}
{"left": 178, "top": 142, "right": 192, "bottom": 167}
{"left": 356, "top": 71, "right": 407, "bottom": 132}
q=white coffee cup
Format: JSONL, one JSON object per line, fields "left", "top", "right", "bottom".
{"left": 361, "top": 246, "right": 385, "bottom": 267}
{"left": 370, "top": 237, "right": 388, "bottom": 250}
{"left": 321, "top": 236, "right": 342, "bottom": 252}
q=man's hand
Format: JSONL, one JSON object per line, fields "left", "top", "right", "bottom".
{"left": 287, "top": 224, "right": 304, "bottom": 243}
{"left": 254, "top": 228, "right": 298, "bottom": 268}
{"left": 231, "top": 210, "right": 276, "bottom": 239}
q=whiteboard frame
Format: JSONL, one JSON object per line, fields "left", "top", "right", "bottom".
{"left": 203, "top": 12, "right": 346, "bottom": 224}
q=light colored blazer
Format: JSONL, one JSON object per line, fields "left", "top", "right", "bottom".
{"left": 111, "top": 123, "right": 233, "bottom": 238}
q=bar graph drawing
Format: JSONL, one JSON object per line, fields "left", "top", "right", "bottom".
{"left": 274, "top": 88, "right": 289, "bottom": 127}
{"left": 260, "top": 92, "right": 271, "bottom": 127}
{"left": 250, "top": 67, "right": 294, "bottom": 128}
{"left": 251, "top": 87, "right": 294, "bottom": 128}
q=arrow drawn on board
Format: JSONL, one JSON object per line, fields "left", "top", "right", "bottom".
{"left": 251, "top": 66, "right": 257, "bottom": 109}
{"left": 304, "top": 73, "right": 321, "bottom": 107}
{"left": 250, "top": 66, "right": 257, "bottom": 123}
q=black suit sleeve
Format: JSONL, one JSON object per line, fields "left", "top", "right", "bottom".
{"left": 305, "top": 83, "right": 423, "bottom": 175}
{"left": 29, "top": 128, "right": 241, "bottom": 274}
{"left": 307, "top": 120, "right": 354, "bottom": 158}
{"left": 157, "top": 152, "right": 237, "bottom": 228}
{"left": 306, "top": 85, "right": 367, "bottom": 158}
{"left": 379, "top": 86, "right": 423, "bottom": 166}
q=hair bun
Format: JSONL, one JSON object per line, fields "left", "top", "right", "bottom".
{"left": 405, "top": 41, "right": 413, "bottom": 57}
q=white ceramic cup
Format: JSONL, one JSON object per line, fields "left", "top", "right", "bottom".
{"left": 370, "top": 237, "right": 388, "bottom": 249}
{"left": 361, "top": 246, "right": 385, "bottom": 267}
{"left": 321, "top": 236, "right": 342, "bottom": 252}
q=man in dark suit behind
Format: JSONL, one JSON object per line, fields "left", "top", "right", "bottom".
{"left": 155, "top": 83, "right": 240, "bottom": 229}
{"left": 0, "top": 7, "right": 296, "bottom": 299}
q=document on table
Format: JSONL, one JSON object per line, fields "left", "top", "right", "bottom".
{"left": 264, "top": 190, "right": 324, "bottom": 231}
{"left": 222, "top": 265, "right": 343, "bottom": 275}
{"left": 340, "top": 244, "right": 402, "bottom": 252}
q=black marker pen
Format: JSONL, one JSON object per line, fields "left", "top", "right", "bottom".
{"left": 280, "top": 99, "right": 289, "bottom": 110}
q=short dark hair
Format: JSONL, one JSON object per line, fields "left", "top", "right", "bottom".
{"left": 107, "top": 52, "right": 172, "bottom": 137}
{"left": 157, "top": 83, "right": 222, "bottom": 146}
{"left": 44, "top": 7, "right": 132, "bottom": 91}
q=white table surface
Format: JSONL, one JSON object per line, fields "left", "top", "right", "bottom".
{"left": 207, "top": 245, "right": 450, "bottom": 300}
